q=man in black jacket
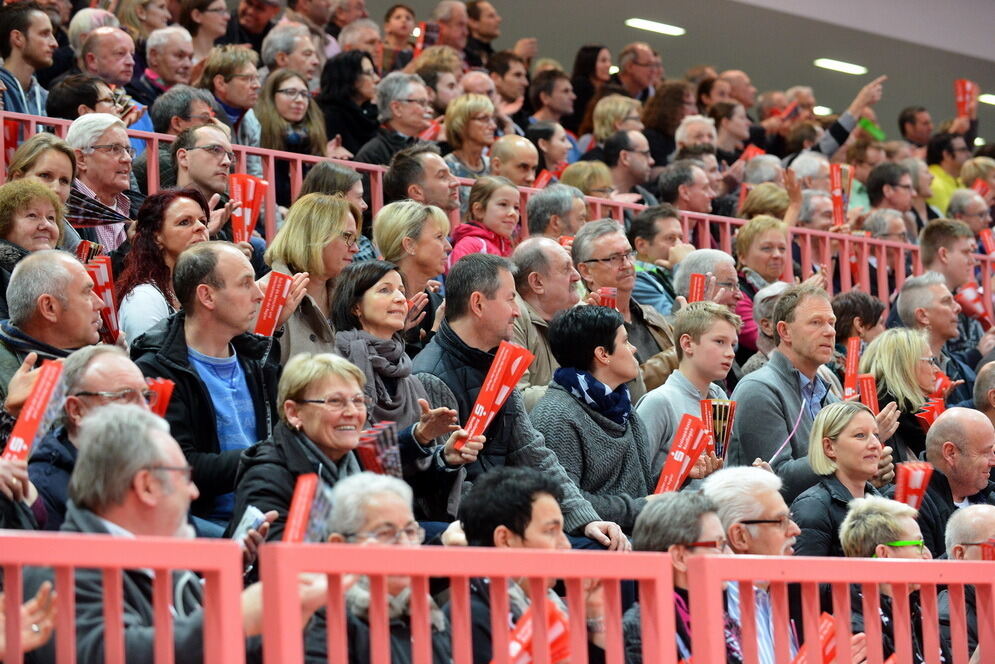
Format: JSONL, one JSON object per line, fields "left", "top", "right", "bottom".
{"left": 354, "top": 72, "right": 431, "bottom": 166}
{"left": 411, "top": 253, "right": 626, "bottom": 549}
{"left": 132, "top": 242, "right": 279, "bottom": 532}
{"left": 939, "top": 504, "right": 995, "bottom": 654}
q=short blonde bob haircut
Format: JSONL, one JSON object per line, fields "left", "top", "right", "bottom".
{"left": 560, "top": 160, "right": 612, "bottom": 197}
{"left": 739, "top": 182, "right": 788, "bottom": 220}
{"left": 858, "top": 327, "right": 929, "bottom": 414}
{"left": 593, "top": 95, "right": 641, "bottom": 143}
{"left": 373, "top": 200, "right": 451, "bottom": 264}
{"left": 8, "top": 133, "right": 78, "bottom": 186}
{"left": 0, "top": 180, "right": 65, "bottom": 248}
{"left": 807, "top": 401, "right": 876, "bottom": 476}
{"left": 445, "top": 93, "right": 495, "bottom": 150}
{"left": 960, "top": 156, "right": 995, "bottom": 189}
{"left": 265, "top": 193, "right": 362, "bottom": 276}
{"left": 733, "top": 214, "right": 787, "bottom": 266}
{"left": 278, "top": 353, "right": 366, "bottom": 423}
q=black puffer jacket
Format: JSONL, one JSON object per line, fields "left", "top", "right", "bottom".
{"left": 131, "top": 311, "right": 279, "bottom": 517}
{"left": 353, "top": 128, "right": 420, "bottom": 166}
{"left": 790, "top": 475, "right": 880, "bottom": 558}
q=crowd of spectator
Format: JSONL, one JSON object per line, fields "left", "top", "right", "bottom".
{"left": 0, "top": 0, "right": 994, "bottom": 662}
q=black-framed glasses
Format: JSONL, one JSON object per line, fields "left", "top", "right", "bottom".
{"left": 74, "top": 388, "right": 157, "bottom": 406}
{"left": 276, "top": 88, "right": 310, "bottom": 100}
{"left": 187, "top": 144, "right": 235, "bottom": 162}
{"left": 347, "top": 523, "right": 425, "bottom": 545}
{"left": 295, "top": 395, "right": 371, "bottom": 413}
{"left": 582, "top": 251, "right": 636, "bottom": 268}
{"left": 86, "top": 144, "right": 136, "bottom": 159}
{"left": 740, "top": 515, "right": 793, "bottom": 530}
{"left": 891, "top": 183, "right": 915, "bottom": 191}
{"left": 184, "top": 111, "right": 216, "bottom": 123}
{"left": 146, "top": 464, "right": 193, "bottom": 483}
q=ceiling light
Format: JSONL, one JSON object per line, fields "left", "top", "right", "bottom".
{"left": 813, "top": 58, "right": 867, "bottom": 76}
{"left": 412, "top": 26, "right": 421, "bottom": 37}
{"left": 624, "top": 18, "right": 685, "bottom": 36}
{"left": 608, "top": 65, "right": 619, "bottom": 75}
{"left": 979, "top": 93, "right": 995, "bottom": 106}
{"left": 976, "top": 137, "right": 987, "bottom": 147}
{"left": 813, "top": 106, "right": 832, "bottom": 116}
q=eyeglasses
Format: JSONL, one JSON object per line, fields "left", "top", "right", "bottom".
{"left": 470, "top": 114, "right": 496, "bottom": 124}
{"left": 296, "top": 394, "right": 371, "bottom": 412}
{"left": 187, "top": 144, "right": 235, "bottom": 162}
{"left": 891, "top": 183, "right": 915, "bottom": 192}
{"left": 337, "top": 230, "right": 359, "bottom": 248}
{"left": 398, "top": 98, "right": 431, "bottom": 107}
{"left": 86, "top": 144, "right": 136, "bottom": 159}
{"left": 715, "top": 280, "right": 740, "bottom": 291}
{"left": 683, "top": 538, "right": 728, "bottom": 551}
{"left": 228, "top": 72, "right": 258, "bottom": 82}
{"left": 276, "top": 88, "right": 310, "bottom": 100}
{"left": 348, "top": 523, "right": 425, "bottom": 545}
{"left": 184, "top": 111, "right": 216, "bottom": 122}
{"left": 582, "top": 250, "right": 636, "bottom": 268}
{"left": 74, "top": 388, "right": 157, "bottom": 406}
{"left": 919, "top": 355, "right": 939, "bottom": 366}
{"left": 624, "top": 148, "right": 652, "bottom": 158}
{"left": 883, "top": 539, "right": 925, "bottom": 555}
{"left": 146, "top": 464, "right": 193, "bottom": 483}
{"left": 740, "top": 515, "right": 794, "bottom": 530}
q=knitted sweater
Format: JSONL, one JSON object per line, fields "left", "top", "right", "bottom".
{"left": 530, "top": 383, "right": 652, "bottom": 532}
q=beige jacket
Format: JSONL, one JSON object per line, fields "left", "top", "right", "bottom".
{"left": 268, "top": 262, "right": 337, "bottom": 365}
{"left": 512, "top": 296, "right": 555, "bottom": 412}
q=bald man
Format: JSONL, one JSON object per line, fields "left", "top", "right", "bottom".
{"left": 908, "top": 407, "right": 995, "bottom": 557}
{"left": 490, "top": 135, "right": 538, "bottom": 187}
{"left": 939, "top": 504, "right": 995, "bottom": 652}
{"left": 973, "top": 362, "right": 995, "bottom": 431}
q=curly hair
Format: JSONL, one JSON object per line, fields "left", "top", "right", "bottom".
{"left": 115, "top": 188, "right": 209, "bottom": 308}
{"left": 642, "top": 80, "right": 691, "bottom": 136}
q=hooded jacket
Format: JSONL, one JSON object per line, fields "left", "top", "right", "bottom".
{"left": 28, "top": 426, "right": 76, "bottom": 531}
{"left": 447, "top": 222, "right": 513, "bottom": 271}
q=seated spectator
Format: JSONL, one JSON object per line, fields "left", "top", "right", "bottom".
{"left": 790, "top": 402, "right": 886, "bottom": 558}
{"left": 48, "top": 8, "right": 118, "bottom": 90}
{"left": 839, "top": 496, "right": 940, "bottom": 663}
{"left": 739, "top": 182, "right": 788, "bottom": 220}
{"left": 132, "top": 242, "right": 278, "bottom": 531}
{"left": 460, "top": 68, "right": 520, "bottom": 138}
{"left": 524, "top": 183, "right": 586, "bottom": 241}
{"left": 708, "top": 101, "right": 750, "bottom": 164}
{"left": 381, "top": 3, "right": 414, "bottom": 73}
{"left": 127, "top": 26, "right": 193, "bottom": 106}
{"left": 624, "top": 491, "right": 737, "bottom": 663}
{"left": 628, "top": 203, "right": 693, "bottom": 316}
{"left": 415, "top": 63, "right": 460, "bottom": 120}
{"left": 45, "top": 73, "right": 118, "bottom": 120}
{"left": 896, "top": 271, "right": 975, "bottom": 405}
{"left": 280, "top": 0, "right": 336, "bottom": 65}
{"left": 939, "top": 504, "right": 995, "bottom": 653}
{"left": 602, "top": 130, "right": 658, "bottom": 216}
{"left": 0, "top": 180, "right": 65, "bottom": 317}
{"left": 255, "top": 68, "right": 339, "bottom": 207}
{"left": 948, "top": 189, "right": 991, "bottom": 241}
{"left": 489, "top": 135, "right": 539, "bottom": 188}
{"left": 222, "top": 0, "right": 280, "bottom": 55}
{"left": 573, "top": 220, "right": 676, "bottom": 392}
{"left": 531, "top": 305, "right": 653, "bottom": 532}
{"left": 830, "top": 289, "right": 885, "bottom": 374}
{"left": 788, "top": 152, "right": 830, "bottom": 192}
{"left": 0, "top": 2, "right": 57, "bottom": 116}
{"left": 559, "top": 160, "right": 613, "bottom": 218}
{"left": 259, "top": 23, "right": 320, "bottom": 88}
{"left": 861, "top": 208, "right": 909, "bottom": 295}
{"left": 733, "top": 215, "right": 788, "bottom": 358}
{"left": 372, "top": 200, "right": 450, "bottom": 358}
{"left": 640, "top": 81, "right": 693, "bottom": 168}
{"left": 28, "top": 345, "right": 151, "bottom": 530}
{"left": 6, "top": 133, "right": 82, "bottom": 251}
{"left": 612, "top": 41, "right": 654, "bottom": 102}
{"left": 740, "top": 280, "right": 789, "bottom": 376}
{"left": 525, "top": 121, "right": 572, "bottom": 183}
{"left": 115, "top": 0, "right": 172, "bottom": 48}
{"left": 23, "top": 403, "right": 322, "bottom": 663}
{"left": 316, "top": 51, "right": 381, "bottom": 156}
{"left": 846, "top": 140, "right": 886, "bottom": 213}
{"left": 657, "top": 160, "right": 716, "bottom": 214}
{"left": 671, "top": 248, "right": 741, "bottom": 312}
{"left": 304, "top": 472, "right": 452, "bottom": 663}
{"left": 579, "top": 94, "right": 642, "bottom": 163}
{"left": 66, "top": 113, "right": 135, "bottom": 252}
{"left": 180, "top": 0, "right": 230, "bottom": 65}
{"left": 0, "top": 251, "right": 102, "bottom": 398}
{"left": 927, "top": 132, "right": 970, "bottom": 214}
{"left": 444, "top": 93, "right": 495, "bottom": 181}
{"left": 264, "top": 193, "right": 358, "bottom": 363}
{"left": 796, "top": 189, "right": 833, "bottom": 234}
{"left": 135, "top": 84, "right": 218, "bottom": 193}
{"left": 913, "top": 407, "right": 995, "bottom": 559}
{"left": 637, "top": 301, "right": 739, "bottom": 476}
{"left": 458, "top": 466, "right": 611, "bottom": 663}
{"left": 412, "top": 253, "right": 626, "bottom": 548}
{"left": 383, "top": 143, "right": 460, "bottom": 212}
{"left": 974, "top": 362, "right": 995, "bottom": 430}
{"left": 867, "top": 162, "right": 914, "bottom": 216}
{"left": 447, "top": 176, "right": 517, "bottom": 269}
{"left": 297, "top": 161, "right": 377, "bottom": 261}
{"left": 673, "top": 114, "right": 717, "bottom": 153}
{"left": 115, "top": 189, "right": 209, "bottom": 342}
{"left": 196, "top": 45, "right": 262, "bottom": 177}
{"left": 510, "top": 237, "right": 581, "bottom": 409}
{"left": 354, "top": 72, "right": 430, "bottom": 165}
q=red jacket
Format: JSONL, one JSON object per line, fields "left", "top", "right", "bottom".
{"left": 447, "top": 222, "right": 513, "bottom": 272}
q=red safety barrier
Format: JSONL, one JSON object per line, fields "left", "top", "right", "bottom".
{"left": 258, "top": 543, "right": 678, "bottom": 664}
{"left": 0, "top": 530, "right": 246, "bottom": 664}
{"left": 687, "top": 554, "right": 995, "bottom": 664}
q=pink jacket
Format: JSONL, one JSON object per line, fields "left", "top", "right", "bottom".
{"left": 447, "top": 222, "right": 513, "bottom": 272}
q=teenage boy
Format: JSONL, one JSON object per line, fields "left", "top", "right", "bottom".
{"left": 635, "top": 301, "right": 741, "bottom": 476}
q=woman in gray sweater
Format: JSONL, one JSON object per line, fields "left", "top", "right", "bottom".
{"left": 530, "top": 305, "right": 655, "bottom": 533}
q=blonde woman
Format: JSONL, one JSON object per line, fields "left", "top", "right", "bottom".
{"left": 7, "top": 133, "right": 81, "bottom": 251}
{"left": 560, "top": 160, "right": 614, "bottom": 219}
{"left": 372, "top": 200, "right": 451, "bottom": 357}
{"left": 859, "top": 327, "right": 934, "bottom": 462}
{"left": 734, "top": 215, "right": 789, "bottom": 354}
{"left": 443, "top": 93, "right": 496, "bottom": 180}
{"left": 264, "top": 194, "right": 360, "bottom": 363}
{"left": 790, "top": 401, "right": 884, "bottom": 557}
{"left": 115, "top": 0, "right": 170, "bottom": 42}
{"left": 579, "top": 94, "right": 642, "bottom": 160}
{"left": 739, "top": 182, "right": 789, "bottom": 220}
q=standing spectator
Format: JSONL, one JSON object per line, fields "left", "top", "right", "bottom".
{"left": 0, "top": 1, "right": 58, "bottom": 116}
{"left": 354, "top": 72, "right": 430, "bottom": 165}
{"left": 846, "top": 140, "right": 886, "bottom": 213}
{"left": 127, "top": 26, "right": 193, "bottom": 107}
{"left": 790, "top": 401, "right": 885, "bottom": 558}
{"left": 431, "top": 1, "right": 468, "bottom": 64}
{"left": 179, "top": 0, "right": 229, "bottom": 66}
{"left": 562, "top": 44, "right": 611, "bottom": 135}
{"left": 381, "top": 3, "right": 414, "bottom": 73}
{"left": 612, "top": 42, "right": 654, "bottom": 101}
{"left": 528, "top": 69, "right": 580, "bottom": 163}
{"left": 316, "top": 51, "right": 380, "bottom": 156}
{"left": 603, "top": 130, "right": 657, "bottom": 216}
{"left": 902, "top": 157, "right": 941, "bottom": 233}
{"left": 463, "top": 0, "right": 499, "bottom": 68}
{"left": 448, "top": 176, "right": 517, "bottom": 268}
{"left": 927, "top": 133, "right": 971, "bottom": 214}
{"left": 444, "top": 93, "right": 496, "bottom": 180}
{"left": 259, "top": 23, "right": 320, "bottom": 88}
{"left": 641, "top": 80, "right": 696, "bottom": 167}
{"left": 898, "top": 105, "right": 933, "bottom": 149}
{"left": 490, "top": 135, "right": 539, "bottom": 187}
{"left": 197, "top": 45, "right": 263, "bottom": 177}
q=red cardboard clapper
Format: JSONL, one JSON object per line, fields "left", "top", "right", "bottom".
{"left": 461, "top": 341, "right": 535, "bottom": 448}
{"left": 494, "top": 600, "right": 570, "bottom": 664}
{"left": 857, "top": 374, "right": 879, "bottom": 415}
{"left": 980, "top": 538, "right": 995, "bottom": 561}
{"left": 557, "top": 235, "right": 573, "bottom": 248}
{"left": 740, "top": 144, "right": 766, "bottom": 162}
{"left": 254, "top": 271, "right": 293, "bottom": 336}
{"left": 915, "top": 397, "right": 945, "bottom": 433}
{"left": 86, "top": 256, "right": 119, "bottom": 344}
{"left": 843, "top": 336, "right": 861, "bottom": 400}
{"left": 597, "top": 286, "right": 617, "bottom": 309}
{"left": 282, "top": 472, "right": 336, "bottom": 543}
{"left": 74, "top": 239, "right": 102, "bottom": 263}
{"left": 654, "top": 414, "right": 708, "bottom": 493}
{"left": 954, "top": 281, "right": 993, "bottom": 331}
{"left": 533, "top": 169, "right": 554, "bottom": 189}
{"left": 893, "top": 462, "right": 933, "bottom": 511}
{"left": 688, "top": 273, "right": 707, "bottom": 303}
{"left": 931, "top": 368, "right": 953, "bottom": 399}
{"left": 145, "top": 377, "right": 175, "bottom": 417}
{"left": 355, "top": 422, "right": 403, "bottom": 477}
{"left": 1, "top": 361, "right": 66, "bottom": 462}
{"left": 419, "top": 118, "right": 443, "bottom": 142}
{"left": 790, "top": 613, "right": 836, "bottom": 664}
{"left": 829, "top": 163, "right": 854, "bottom": 228}
{"left": 972, "top": 178, "right": 992, "bottom": 199}
{"left": 700, "top": 399, "right": 736, "bottom": 459}
{"left": 954, "top": 79, "right": 978, "bottom": 119}
{"left": 979, "top": 229, "right": 995, "bottom": 255}
{"left": 228, "top": 173, "right": 268, "bottom": 244}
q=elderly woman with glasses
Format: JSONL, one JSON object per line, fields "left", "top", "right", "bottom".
{"left": 305, "top": 472, "right": 453, "bottom": 664}
{"left": 443, "top": 93, "right": 496, "bottom": 181}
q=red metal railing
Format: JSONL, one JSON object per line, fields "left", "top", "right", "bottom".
{"left": 0, "top": 530, "right": 245, "bottom": 664}
{"left": 686, "top": 554, "right": 995, "bottom": 664}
